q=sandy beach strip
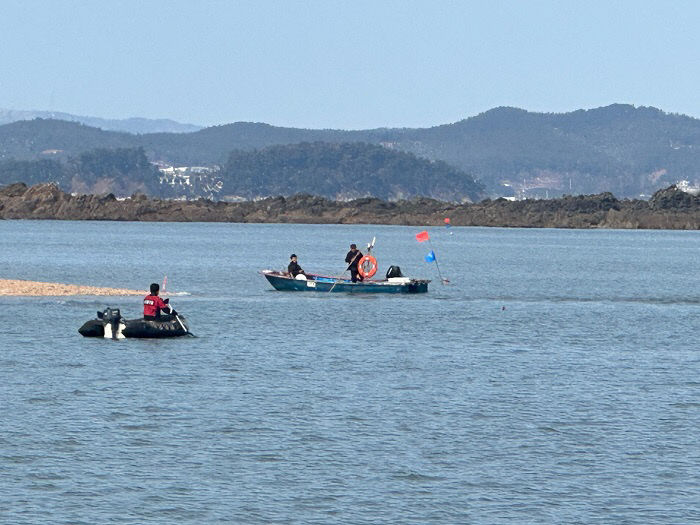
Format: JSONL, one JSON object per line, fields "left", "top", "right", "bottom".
{"left": 0, "top": 278, "right": 145, "bottom": 296}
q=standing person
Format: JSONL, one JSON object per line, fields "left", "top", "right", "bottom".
{"left": 345, "top": 243, "right": 364, "bottom": 282}
{"left": 143, "top": 283, "right": 174, "bottom": 320}
{"left": 287, "top": 254, "right": 305, "bottom": 278}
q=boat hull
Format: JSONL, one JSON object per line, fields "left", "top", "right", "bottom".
{"left": 79, "top": 315, "right": 190, "bottom": 338}
{"left": 262, "top": 271, "right": 429, "bottom": 294}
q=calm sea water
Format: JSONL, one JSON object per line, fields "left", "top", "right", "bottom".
{"left": 0, "top": 220, "right": 698, "bottom": 524}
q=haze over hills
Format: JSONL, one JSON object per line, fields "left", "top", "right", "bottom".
{"left": 1, "top": 104, "right": 699, "bottom": 200}
{"left": 0, "top": 108, "right": 202, "bottom": 134}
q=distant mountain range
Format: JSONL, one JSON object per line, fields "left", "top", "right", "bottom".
{"left": 0, "top": 108, "right": 202, "bottom": 134}
{"left": 1, "top": 104, "right": 699, "bottom": 199}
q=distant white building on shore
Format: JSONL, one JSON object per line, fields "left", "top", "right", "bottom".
{"left": 157, "top": 165, "right": 222, "bottom": 197}
{"left": 675, "top": 180, "right": 700, "bottom": 196}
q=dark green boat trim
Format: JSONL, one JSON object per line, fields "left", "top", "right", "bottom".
{"left": 261, "top": 271, "right": 429, "bottom": 294}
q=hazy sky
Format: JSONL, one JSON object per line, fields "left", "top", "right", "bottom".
{"left": 1, "top": 0, "right": 699, "bottom": 129}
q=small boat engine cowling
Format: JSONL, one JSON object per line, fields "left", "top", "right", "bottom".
{"left": 386, "top": 265, "right": 403, "bottom": 279}
{"left": 98, "top": 307, "right": 126, "bottom": 340}
{"left": 97, "top": 307, "right": 121, "bottom": 322}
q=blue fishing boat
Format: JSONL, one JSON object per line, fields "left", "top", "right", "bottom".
{"left": 261, "top": 270, "right": 429, "bottom": 294}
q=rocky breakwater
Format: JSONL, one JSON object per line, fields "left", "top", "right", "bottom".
{"left": 448, "top": 189, "right": 700, "bottom": 229}
{"left": 0, "top": 182, "right": 698, "bottom": 229}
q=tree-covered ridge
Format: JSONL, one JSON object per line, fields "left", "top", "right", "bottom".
{"left": 220, "top": 142, "right": 484, "bottom": 202}
{"left": 141, "top": 123, "right": 364, "bottom": 166}
{"left": 1, "top": 104, "right": 700, "bottom": 198}
{"left": 139, "top": 104, "right": 700, "bottom": 198}
{"left": 0, "top": 158, "right": 67, "bottom": 189}
{"left": 0, "top": 142, "right": 484, "bottom": 201}
{"left": 394, "top": 105, "right": 700, "bottom": 196}
{"left": 0, "top": 147, "right": 160, "bottom": 197}
{"left": 0, "top": 119, "right": 138, "bottom": 160}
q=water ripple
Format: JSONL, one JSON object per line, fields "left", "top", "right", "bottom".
{"left": 1, "top": 222, "right": 698, "bottom": 524}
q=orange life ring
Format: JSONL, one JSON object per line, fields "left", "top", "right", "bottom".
{"left": 357, "top": 255, "right": 378, "bottom": 279}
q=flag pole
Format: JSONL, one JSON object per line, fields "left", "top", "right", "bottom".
{"left": 416, "top": 230, "right": 448, "bottom": 285}
{"left": 428, "top": 240, "right": 447, "bottom": 285}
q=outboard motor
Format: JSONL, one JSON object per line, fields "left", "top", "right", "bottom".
{"left": 98, "top": 307, "right": 125, "bottom": 340}
{"left": 386, "top": 265, "right": 403, "bottom": 279}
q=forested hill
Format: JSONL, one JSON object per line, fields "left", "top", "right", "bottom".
{"left": 394, "top": 105, "right": 700, "bottom": 197}
{"left": 0, "top": 143, "right": 484, "bottom": 202}
{"left": 220, "top": 142, "right": 484, "bottom": 202}
{"left": 0, "top": 147, "right": 161, "bottom": 197}
{"left": 1, "top": 104, "right": 700, "bottom": 198}
{"left": 0, "top": 119, "right": 138, "bottom": 160}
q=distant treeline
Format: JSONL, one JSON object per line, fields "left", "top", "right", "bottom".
{"left": 0, "top": 148, "right": 160, "bottom": 197}
{"left": 2, "top": 103, "right": 700, "bottom": 198}
{"left": 0, "top": 142, "right": 484, "bottom": 202}
{"left": 220, "top": 142, "right": 483, "bottom": 202}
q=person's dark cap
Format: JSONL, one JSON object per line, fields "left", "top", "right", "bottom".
{"left": 290, "top": 254, "right": 297, "bottom": 259}
{"left": 350, "top": 244, "right": 357, "bottom": 249}
{"left": 150, "top": 283, "right": 159, "bottom": 294}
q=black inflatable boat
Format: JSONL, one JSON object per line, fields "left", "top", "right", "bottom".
{"left": 79, "top": 308, "right": 191, "bottom": 339}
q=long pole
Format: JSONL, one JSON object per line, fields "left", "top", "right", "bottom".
{"left": 328, "top": 268, "right": 349, "bottom": 293}
{"left": 428, "top": 239, "right": 447, "bottom": 285}
{"left": 329, "top": 237, "right": 374, "bottom": 293}
{"left": 168, "top": 302, "right": 188, "bottom": 332}
{"left": 166, "top": 298, "right": 193, "bottom": 336}
{"left": 328, "top": 251, "right": 360, "bottom": 293}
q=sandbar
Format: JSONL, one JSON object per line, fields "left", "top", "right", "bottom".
{"left": 0, "top": 279, "right": 144, "bottom": 297}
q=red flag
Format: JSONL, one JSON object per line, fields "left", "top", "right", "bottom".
{"left": 444, "top": 217, "right": 450, "bottom": 224}
{"left": 416, "top": 231, "right": 430, "bottom": 242}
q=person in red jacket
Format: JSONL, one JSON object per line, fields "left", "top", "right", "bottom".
{"left": 143, "top": 283, "right": 174, "bottom": 320}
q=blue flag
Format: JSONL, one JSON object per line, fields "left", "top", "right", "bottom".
{"left": 425, "top": 250, "right": 436, "bottom": 262}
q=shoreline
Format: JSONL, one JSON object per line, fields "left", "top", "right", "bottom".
{"left": 0, "top": 278, "right": 144, "bottom": 297}
{"left": 0, "top": 182, "right": 699, "bottom": 229}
